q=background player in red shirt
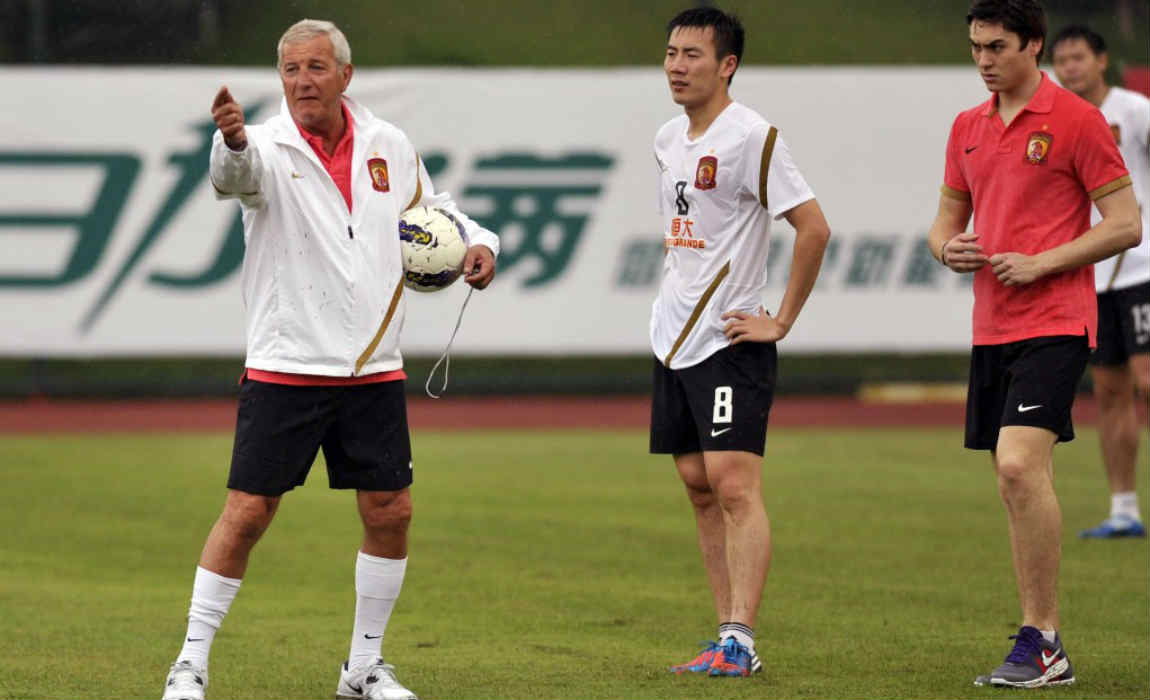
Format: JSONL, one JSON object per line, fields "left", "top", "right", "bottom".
{"left": 926, "top": 0, "right": 1141, "bottom": 689}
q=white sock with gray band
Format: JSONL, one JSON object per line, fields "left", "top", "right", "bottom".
{"left": 1111, "top": 491, "right": 1141, "bottom": 521}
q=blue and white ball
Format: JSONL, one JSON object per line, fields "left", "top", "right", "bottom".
{"left": 398, "top": 206, "right": 470, "bottom": 292}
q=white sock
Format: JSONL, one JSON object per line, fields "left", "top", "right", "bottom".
{"left": 718, "top": 622, "right": 755, "bottom": 651}
{"left": 1040, "top": 629, "right": 1057, "bottom": 644}
{"left": 177, "top": 566, "right": 242, "bottom": 669}
{"left": 348, "top": 552, "right": 407, "bottom": 670}
{"left": 1111, "top": 492, "right": 1141, "bottom": 521}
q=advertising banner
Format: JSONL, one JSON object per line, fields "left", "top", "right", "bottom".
{"left": 1, "top": 67, "right": 992, "bottom": 355}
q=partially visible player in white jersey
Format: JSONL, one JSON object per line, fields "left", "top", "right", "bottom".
{"left": 1052, "top": 25, "right": 1150, "bottom": 539}
{"left": 650, "top": 6, "right": 831, "bottom": 678}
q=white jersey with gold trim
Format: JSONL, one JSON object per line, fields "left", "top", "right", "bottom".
{"left": 1093, "top": 86, "right": 1150, "bottom": 292}
{"left": 650, "top": 101, "right": 814, "bottom": 370}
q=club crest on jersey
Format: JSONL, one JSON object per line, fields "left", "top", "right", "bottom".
{"left": 1023, "top": 132, "right": 1052, "bottom": 165}
{"left": 367, "top": 158, "right": 390, "bottom": 192}
{"left": 1110, "top": 123, "right": 1122, "bottom": 145}
{"left": 694, "top": 156, "right": 718, "bottom": 190}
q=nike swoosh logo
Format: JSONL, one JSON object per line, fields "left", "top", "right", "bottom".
{"left": 291, "top": 172, "right": 304, "bottom": 179}
{"left": 363, "top": 633, "right": 383, "bottom": 639}
{"left": 965, "top": 146, "right": 978, "bottom": 154}
{"left": 349, "top": 683, "right": 362, "bottom": 694}
{"left": 710, "top": 427, "right": 732, "bottom": 437}
{"left": 1017, "top": 403, "right": 1042, "bottom": 413}
{"left": 1040, "top": 649, "right": 1061, "bottom": 666}
{"left": 186, "top": 638, "right": 204, "bottom": 642}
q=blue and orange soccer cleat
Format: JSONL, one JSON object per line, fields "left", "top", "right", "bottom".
{"left": 707, "top": 637, "right": 763, "bottom": 677}
{"left": 669, "top": 641, "right": 723, "bottom": 674}
{"left": 1079, "top": 515, "right": 1146, "bottom": 539}
{"left": 973, "top": 626, "right": 1075, "bottom": 688}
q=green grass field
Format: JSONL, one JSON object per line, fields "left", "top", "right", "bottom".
{"left": 1, "top": 426, "right": 1147, "bottom": 699}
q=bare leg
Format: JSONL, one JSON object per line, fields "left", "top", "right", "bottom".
{"left": 1132, "top": 354, "right": 1150, "bottom": 399}
{"left": 994, "top": 426, "right": 1060, "bottom": 630}
{"left": 357, "top": 488, "right": 412, "bottom": 558}
{"left": 1093, "top": 363, "right": 1140, "bottom": 496}
{"left": 199, "top": 489, "right": 281, "bottom": 578}
{"left": 702, "top": 450, "right": 771, "bottom": 627}
{"left": 676, "top": 453, "right": 731, "bottom": 623}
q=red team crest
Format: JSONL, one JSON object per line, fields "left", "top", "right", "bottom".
{"left": 367, "top": 158, "right": 390, "bottom": 192}
{"left": 1023, "top": 132, "right": 1053, "bottom": 165}
{"left": 694, "top": 156, "right": 718, "bottom": 190}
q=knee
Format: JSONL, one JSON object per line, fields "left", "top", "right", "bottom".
{"left": 704, "top": 456, "right": 762, "bottom": 517}
{"left": 714, "top": 485, "right": 756, "bottom": 517}
{"left": 221, "top": 491, "right": 279, "bottom": 543}
{"left": 1133, "top": 366, "right": 1150, "bottom": 399}
{"left": 709, "top": 472, "right": 757, "bottom": 517}
{"left": 361, "top": 492, "right": 412, "bottom": 535}
{"left": 1094, "top": 375, "right": 1126, "bottom": 404}
{"left": 995, "top": 454, "right": 1041, "bottom": 501}
{"left": 683, "top": 480, "right": 716, "bottom": 510}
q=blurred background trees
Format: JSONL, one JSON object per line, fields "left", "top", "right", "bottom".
{"left": 3, "top": 0, "right": 1146, "bottom": 69}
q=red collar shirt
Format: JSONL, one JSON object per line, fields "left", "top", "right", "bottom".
{"left": 941, "top": 72, "right": 1131, "bottom": 347}
{"left": 297, "top": 102, "right": 355, "bottom": 213}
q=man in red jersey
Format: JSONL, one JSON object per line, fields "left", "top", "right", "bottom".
{"left": 926, "top": 0, "right": 1141, "bottom": 689}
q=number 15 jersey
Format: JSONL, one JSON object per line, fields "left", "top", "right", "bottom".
{"left": 651, "top": 101, "right": 815, "bottom": 370}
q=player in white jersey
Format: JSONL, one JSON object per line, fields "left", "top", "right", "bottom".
{"left": 651, "top": 6, "right": 831, "bottom": 678}
{"left": 1052, "top": 25, "right": 1149, "bottom": 539}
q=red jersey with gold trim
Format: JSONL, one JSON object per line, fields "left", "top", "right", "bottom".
{"left": 942, "top": 72, "right": 1131, "bottom": 347}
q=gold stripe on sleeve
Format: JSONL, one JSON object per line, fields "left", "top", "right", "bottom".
{"left": 663, "top": 261, "right": 731, "bottom": 367}
{"left": 758, "top": 126, "right": 778, "bottom": 208}
{"left": 355, "top": 277, "right": 406, "bottom": 375}
{"left": 404, "top": 154, "right": 424, "bottom": 211}
{"left": 939, "top": 184, "right": 971, "bottom": 201}
{"left": 1089, "top": 174, "right": 1132, "bottom": 201}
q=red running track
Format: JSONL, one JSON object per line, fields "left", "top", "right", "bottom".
{"left": 0, "top": 395, "right": 1108, "bottom": 433}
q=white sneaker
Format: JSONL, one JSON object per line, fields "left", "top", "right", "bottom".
{"left": 336, "top": 658, "right": 417, "bottom": 700}
{"left": 162, "top": 660, "right": 208, "bottom": 700}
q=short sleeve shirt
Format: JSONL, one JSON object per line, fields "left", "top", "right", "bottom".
{"left": 941, "top": 73, "right": 1131, "bottom": 347}
{"left": 1092, "top": 86, "right": 1150, "bottom": 292}
{"left": 651, "top": 102, "right": 815, "bottom": 369}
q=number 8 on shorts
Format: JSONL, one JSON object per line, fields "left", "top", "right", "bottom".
{"left": 713, "top": 386, "right": 733, "bottom": 423}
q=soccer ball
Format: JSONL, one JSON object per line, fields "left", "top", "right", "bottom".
{"left": 398, "top": 206, "right": 470, "bottom": 292}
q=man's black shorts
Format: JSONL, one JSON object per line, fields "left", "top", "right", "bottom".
{"left": 650, "top": 342, "right": 777, "bottom": 456}
{"left": 228, "top": 378, "right": 413, "bottom": 496}
{"left": 1090, "top": 280, "right": 1150, "bottom": 366}
{"left": 965, "top": 335, "right": 1090, "bottom": 450}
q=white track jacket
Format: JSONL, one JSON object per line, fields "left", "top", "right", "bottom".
{"left": 210, "top": 96, "right": 499, "bottom": 377}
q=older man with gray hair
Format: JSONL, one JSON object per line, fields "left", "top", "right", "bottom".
{"left": 161, "top": 18, "right": 498, "bottom": 700}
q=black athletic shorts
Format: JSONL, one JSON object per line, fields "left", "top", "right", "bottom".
{"left": 965, "top": 335, "right": 1090, "bottom": 450}
{"left": 650, "top": 342, "right": 777, "bottom": 456}
{"left": 227, "top": 378, "right": 413, "bottom": 496}
{"left": 1090, "top": 280, "right": 1150, "bottom": 366}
